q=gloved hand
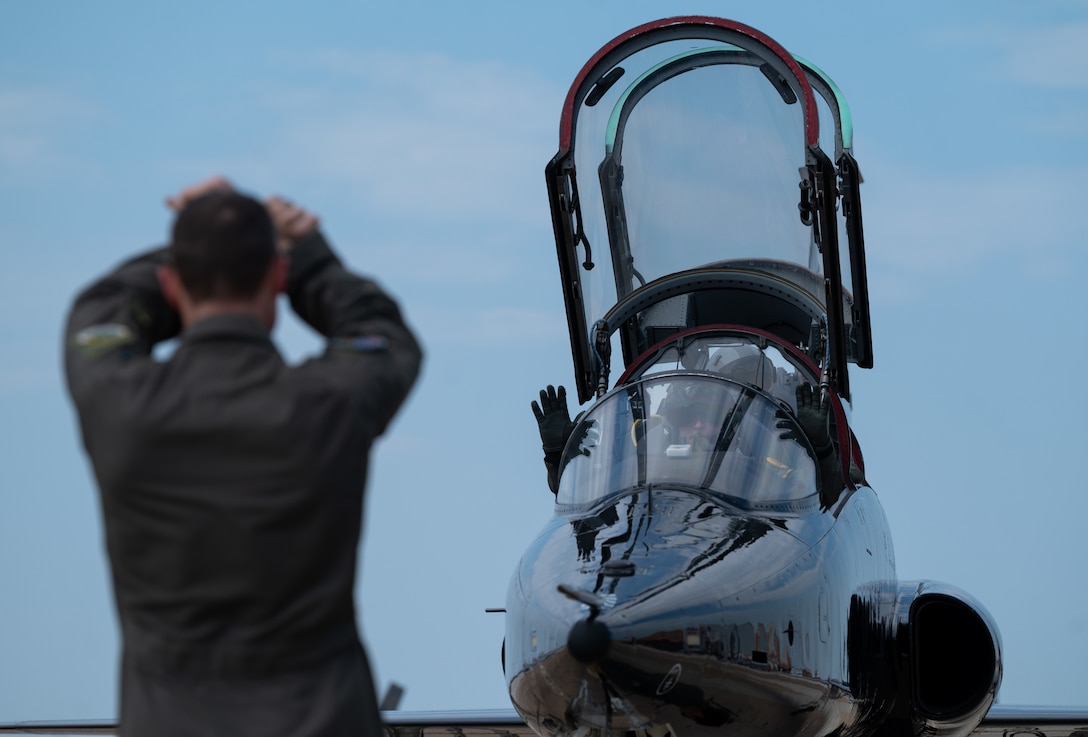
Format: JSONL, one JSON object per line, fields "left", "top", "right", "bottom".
{"left": 794, "top": 382, "right": 833, "bottom": 459}
{"left": 532, "top": 384, "right": 576, "bottom": 454}
{"left": 776, "top": 383, "right": 843, "bottom": 504}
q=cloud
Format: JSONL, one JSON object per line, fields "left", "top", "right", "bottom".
{"left": 0, "top": 88, "right": 97, "bottom": 126}
{"left": 0, "top": 88, "right": 100, "bottom": 183}
{"left": 0, "top": 368, "right": 58, "bottom": 393}
{"left": 243, "top": 49, "right": 565, "bottom": 225}
{"left": 867, "top": 19, "right": 1088, "bottom": 303}
{"left": 409, "top": 305, "right": 567, "bottom": 347}
{"left": 861, "top": 162, "right": 1084, "bottom": 300}
{"left": 1002, "top": 23, "right": 1088, "bottom": 89}
{"left": 1021, "top": 107, "right": 1088, "bottom": 137}
{"left": 345, "top": 238, "right": 527, "bottom": 286}
{"left": 930, "top": 21, "right": 1088, "bottom": 89}
{"left": 0, "top": 48, "right": 566, "bottom": 230}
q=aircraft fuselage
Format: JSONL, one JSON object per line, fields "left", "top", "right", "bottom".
{"left": 507, "top": 484, "right": 895, "bottom": 737}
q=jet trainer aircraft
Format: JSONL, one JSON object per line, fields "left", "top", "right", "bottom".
{"left": 2, "top": 15, "right": 1087, "bottom": 737}
{"left": 497, "top": 15, "right": 1083, "bottom": 737}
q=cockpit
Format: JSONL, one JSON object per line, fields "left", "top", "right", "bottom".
{"left": 556, "top": 371, "right": 819, "bottom": 512}
{"left": 617, "top": 326, "right": 823, "bottom": 415}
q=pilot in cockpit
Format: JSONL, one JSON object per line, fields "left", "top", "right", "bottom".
{"left": 705, "top": 350, "right": 845, "bottom": 499}
{"left": 707, "top": 351, "right": 774, "bottom": 393}
{"left": 532, "top": 354, "right": 844, "bottom": 499}
{"left": 656, "top": 374, "right": 845, "bottom": 503}
{"left": 655, "top": 380, "right": 721, "bottom": 454}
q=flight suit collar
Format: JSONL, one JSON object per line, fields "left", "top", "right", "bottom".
{"left": 182, "top": 313, "right": 273, "bottom": 347}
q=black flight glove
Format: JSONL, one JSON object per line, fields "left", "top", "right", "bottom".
{"left": 776, "top": 383, "right": 843, "bottom": 507}
{"left": 795, "top": 382, "right": 834, "bottom": 460}
{"left": 776, "top": 383, "right": 833, "bottom": 461}
{"left": 532, "top": 384, "right": 576, "bottom": 455}
{"left": 533, "top": 385, "right": 577, "bottom": 495}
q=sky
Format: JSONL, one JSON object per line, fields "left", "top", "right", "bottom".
{"left": 2, "top": 0, "right": 1086, "bottom": 723}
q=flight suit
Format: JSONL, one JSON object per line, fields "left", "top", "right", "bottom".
{"left": 64, "top": 233, "right": 422, "bottom": 737}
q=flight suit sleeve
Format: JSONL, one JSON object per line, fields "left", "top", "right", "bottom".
{"left": 286, "top": 232, "right": 423, "bottom": 436}
{"left": 815, "top": 440, "right": 845, "bottom": 509}
{"left": 63, "top": 247, "right": 181, "bottom": 407}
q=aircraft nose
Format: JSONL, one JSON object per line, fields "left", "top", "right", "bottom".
{"left": 567, "top": 617, "right": 611, "bottom": 663}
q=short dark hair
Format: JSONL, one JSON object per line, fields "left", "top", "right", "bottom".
{"left": 170, "top": 191, "right": 276, "bottom": 301}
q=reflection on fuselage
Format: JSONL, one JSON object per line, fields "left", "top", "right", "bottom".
{"left": 507, "top": 482, "right": 896, "bottom": 737}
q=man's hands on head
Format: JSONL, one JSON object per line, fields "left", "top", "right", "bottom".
{"left": 264, "top": 196, "right": 320, "bottom": 254}
{"left": 165, "top": 176, "right": 320, "bottom": 254}
{"left": 166, "top": 176, "right": 235, "bottom": 212}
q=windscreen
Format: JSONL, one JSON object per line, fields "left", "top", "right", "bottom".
{"left": 556, "top": 373, "right": 817, "bottom": 509}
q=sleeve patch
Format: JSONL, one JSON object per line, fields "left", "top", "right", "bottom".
{"left": 73, "top": 323, "right": 136, "bottom": 358}
{"left": 329, "top": 335, "right": 390, "bottom": 353}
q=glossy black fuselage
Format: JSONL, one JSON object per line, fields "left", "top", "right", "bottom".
{"left": 506, "top": 484, "right": 895, "bottom": 737}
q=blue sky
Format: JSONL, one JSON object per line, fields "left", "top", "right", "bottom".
{"left": 2, "top": 0, "right": 1086, "bottom": 722}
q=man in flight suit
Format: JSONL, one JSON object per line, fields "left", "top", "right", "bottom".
{"left": 64, "top": 177, "right": 422, "bottom": 736}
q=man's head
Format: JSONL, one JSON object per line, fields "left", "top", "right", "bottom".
{"left": 171, "top": 191, "right": 277, "bottom": 301}
{"left": 661, "top": 381, "right": 720, "bottom": 450}
{"left": 711, "top": 352, "right": 774, "bottom": 391}
{"left": 158, "top": 190, "right": 286, "bottom": 329}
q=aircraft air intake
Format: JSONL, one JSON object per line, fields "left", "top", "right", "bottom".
{"left": 891, "top": 582, "right": 1004, "bottom": 737}
{"left": 913, "top": 596, "right": 999, "bottom": 718}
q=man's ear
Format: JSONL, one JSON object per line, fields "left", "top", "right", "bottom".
{"left": 271, "top": 254, "right": 288, "bottom": 294}
{"left": 157, "top": 265, "right": 181, "bottom": 309}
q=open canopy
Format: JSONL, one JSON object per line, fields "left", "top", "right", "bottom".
{"left": 545, "top": 17, "right": 872, "bottom": 404}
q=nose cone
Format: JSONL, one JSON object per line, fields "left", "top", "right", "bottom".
{"left": 507, "top": 489, "right": 830, "bottom": 737}
{"left": 567, "top": 617, "right": 611, "bottom": 663}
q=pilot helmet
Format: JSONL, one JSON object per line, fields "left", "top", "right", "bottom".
{"left": 659, "top": 379, "right": 718, "bottom": 432}
{"left": 707, "top": 350, "right": 774, "bottom": 392}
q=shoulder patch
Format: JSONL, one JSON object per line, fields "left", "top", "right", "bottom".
{"left": 73, "top": 323, "right": 136, "bottom": 358}
{"left": 329, "top": 335, "right": 390, "bottom": 353}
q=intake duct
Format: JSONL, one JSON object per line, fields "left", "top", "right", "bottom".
{"left": 894, "top": 581, "right": 1003, "bottom": 737}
